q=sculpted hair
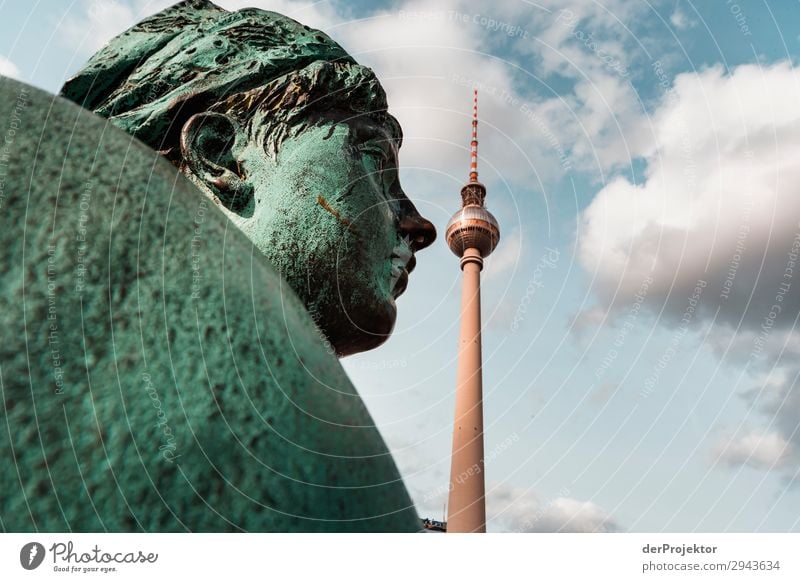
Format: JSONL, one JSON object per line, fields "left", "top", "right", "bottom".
{"left": 60, "top": 0, "right": 401, "bottom": 158}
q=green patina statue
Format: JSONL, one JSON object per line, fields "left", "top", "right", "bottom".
{"left": 0, "top": 0, "right": 434, "bottom": 532}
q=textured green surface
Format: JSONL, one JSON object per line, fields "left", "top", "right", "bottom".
{"left": 1, "top": 0, "right": 438, "bottom": 532}
{"left": 60, "top": 0, "right": 437, "bottom": 356}
{"left": 0, "top": 75, "right": 422, "bottom": 531}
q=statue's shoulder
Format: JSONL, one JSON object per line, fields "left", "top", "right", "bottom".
{"left": 0, "top": 77, "right": 418, "bottom": 532}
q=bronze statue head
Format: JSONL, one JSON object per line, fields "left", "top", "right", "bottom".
{"left": 61, "top": 0, "right": 435, "bottom": 356}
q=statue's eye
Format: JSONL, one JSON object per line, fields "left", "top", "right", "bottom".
{"left": 359, "top": 144, "right": 388, "bottom": 174}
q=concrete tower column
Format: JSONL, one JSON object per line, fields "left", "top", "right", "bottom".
{"left": 447, "top": 247, "right": 486, "bottom": 532}
{"left": 445, "top": 90, "right": 499, "bottom": 534}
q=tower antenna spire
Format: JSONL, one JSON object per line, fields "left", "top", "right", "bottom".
{"left": 470, "top": 89, "right": 479, "bottom": 183}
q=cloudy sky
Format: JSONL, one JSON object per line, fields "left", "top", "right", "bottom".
{"left": 5, "top": 0, "right": 800, "bottom": 532}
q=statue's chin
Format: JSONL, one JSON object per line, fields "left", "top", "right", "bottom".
{"left": 327, "top": 300, "right": 397, "bottom": 357}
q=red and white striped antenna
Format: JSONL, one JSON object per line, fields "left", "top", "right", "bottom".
{"left": 469, "top": 89, "right": 479, "bottom": 183}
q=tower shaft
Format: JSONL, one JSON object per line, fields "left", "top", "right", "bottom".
{"left": 445, "top": 90, "right": 498, "bottom": 534}
{"left": 447, "top": 248, "right": 486, "bottom": 532}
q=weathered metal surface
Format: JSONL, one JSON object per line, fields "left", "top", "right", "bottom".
{"left": 0, "top": 0, "right": 435, "bottom": 532}
{"left": 61, "top": 0, "right": 436, "bottom": 356}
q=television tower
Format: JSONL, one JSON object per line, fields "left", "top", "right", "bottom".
{"left": 445, "top": 90, "right": 500, "bottom": 533}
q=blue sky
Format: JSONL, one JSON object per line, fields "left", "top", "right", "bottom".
{"left": 4, "top": 0, "right": 800, "bottom": 532}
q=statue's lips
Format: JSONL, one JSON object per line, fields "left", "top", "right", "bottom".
{"left": 394, "top": 269, "right": 409, "bottom": 298}
{"left": 391, "top": 254, "right": 415, "bottom": 299}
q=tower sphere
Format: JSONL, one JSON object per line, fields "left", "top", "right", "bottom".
{"left": 446, "top": 204, "right": 500, "bottom": 258}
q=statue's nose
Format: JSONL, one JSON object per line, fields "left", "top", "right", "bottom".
{"left": 399, "top": 210, "right": 436, "bottom": 252}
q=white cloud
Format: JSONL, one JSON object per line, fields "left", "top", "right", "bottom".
{"left": 412, "top": 478, "right": 623, "bottom": 533}
{"left": 579, "top": 61, "right": 800, "bottom": 331}
{"left": 697, "top": 321, "right": 800, "bottom": 480}
{"left": 714, "top": 430, "right": 793, "bottom": 471}
{"left": 575, "top": 60, "right": 800, "bottom": 480}
{"left": 670, "top": 7, "right": 695, "bottom": 31}
{"left": 736, "top": 363, "right": 800, "bottom": 473}
{"left": 0, "top": 55, "right": 20, "bottom": 79}
{"left": 487, "top": 484, "right": 622, "bottom": 532}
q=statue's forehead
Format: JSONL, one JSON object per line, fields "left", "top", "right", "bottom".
{"left": 308, "top": 116, "right": 402, "bottom": 153}
{"left": 248, "top": 106, "right": 402, "bottom": 149}
{"left": 352, "top": 119, "right": 401, "bottom": 150}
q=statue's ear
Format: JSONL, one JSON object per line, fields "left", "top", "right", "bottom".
{"left": 180, "top": 113, "right": 253, "bottom": 214}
